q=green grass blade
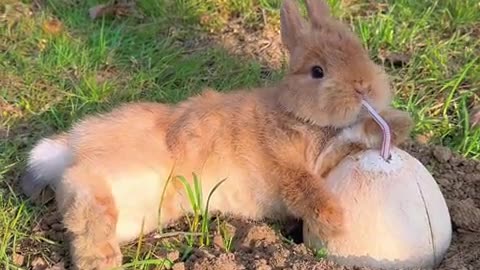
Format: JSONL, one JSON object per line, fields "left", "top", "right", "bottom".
{"left": 201, "top": 178, "right": 228, "bottom": 246}
{"left": 192, "top": 172, "right": 204, "bottom": 214}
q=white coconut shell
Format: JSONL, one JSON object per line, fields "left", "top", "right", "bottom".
{"left": 303, "top": 147, "right": 452, "bottom": 269}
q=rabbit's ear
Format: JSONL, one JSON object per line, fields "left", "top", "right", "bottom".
{"left": 305, "top": 0, "right": 331, "bottom": 28}
{"left": 280, "top": 0, "right": 306, "bottom": 53}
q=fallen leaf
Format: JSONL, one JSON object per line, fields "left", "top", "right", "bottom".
{"left": 470, "top": 106, "right": 480, "bottom": 128}
{"left": 89, "top": 3, "right": 113, "bottom": 19}
{"left": 378, "top": 49, "right": 411, "bottom": 68}
{"left": 415, "top": 131, "right": 434, "bottom": 145}
{"left": 88, "top": 1, "right": 136, "bottom": 20}
{"left": 42, "top": 19, "right": 63, "bottom": 35}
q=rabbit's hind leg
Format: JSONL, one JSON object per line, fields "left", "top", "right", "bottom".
{"left": 57, "top": 165, "right": 122, "bottom": 270}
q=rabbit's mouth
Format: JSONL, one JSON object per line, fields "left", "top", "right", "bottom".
{"left": 356, "top": 94, "right": 380, "bottom": 117}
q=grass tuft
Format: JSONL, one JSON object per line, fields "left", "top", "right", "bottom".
{"left": 175, "top": 173, "right": 227, "bottom": 247}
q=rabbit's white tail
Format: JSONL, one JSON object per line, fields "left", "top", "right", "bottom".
{"left": 21, "top": 134, "right": 72, "bottom": 199}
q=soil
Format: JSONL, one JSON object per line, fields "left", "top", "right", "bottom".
{"left": 16, "top": 140, "right": 480, "bottom": 270}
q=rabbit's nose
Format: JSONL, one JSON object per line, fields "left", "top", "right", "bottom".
{"left": 354, "top": 87, "right": 370, "bottom": 95}
{"left": 353, "top": 80, "right": 370, "bottom": 95}
{"left": 353, "top": 81, "right": 370, "bottom": 95}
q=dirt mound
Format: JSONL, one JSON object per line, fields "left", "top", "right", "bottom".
{"left": 402, "top": 142, "right": 480, "bottom": 270}
{"left": 181, "top": 221, "right": 365, "bottom": 270}
{"left": 18, "top": 141, "right": 480, "bottom": 269}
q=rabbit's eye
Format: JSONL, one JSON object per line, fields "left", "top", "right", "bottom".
{"left": 311, "top": 66, "right": 324, "bottom": 79}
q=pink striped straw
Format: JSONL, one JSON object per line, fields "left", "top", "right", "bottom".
{"left": 361, "top": 99, "right": 392, "bottom": 160}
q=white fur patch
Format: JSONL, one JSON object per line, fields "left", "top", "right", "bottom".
{"left": 28, "top": 138, "right": 72, "bottom": 184}
{"left": 338, "top": 125, "right": 375, "bottom": 147}
{"left": 109, "top": 170, "right": 166, "bottom": 242}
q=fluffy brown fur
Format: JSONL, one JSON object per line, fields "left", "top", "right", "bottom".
{"left": 20, "top": 0, "right": 413, "bottom": 269}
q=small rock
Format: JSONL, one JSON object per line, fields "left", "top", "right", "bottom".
{"left": 213, "top": 233, "right": 225, "bottom": 250}
{"left": 254, "top": 259, "right": 271, "bottom": 270}
{"left": 415, "top": 132, "right": 433, "bottom": 144}
{"left": 236, "top": 224, "right": 278, "bottom": 249}
{"left": 47, "top": 262, "right": 66, "bottom": 270}
{"left": 449, "top": 157, "right": 461, "bottom": 166}
{"left": 166, "top": 250, "right": 180, "bottom": 262}
{"left": 420, "top": 157, "right": 431, "bottom": 165}
{"left": 12, "top": 253, "right": 24, "bottom": 266}
{"left": 172, "top": 262, "right": 185, "bottom": 270}
{"left": 31, "top": 256, "right": 48, "bottom": 270}
{"left": 292, "top": 243, "right": 308, "bottom": 254}
{"left": 269, "top": 247, "right": 289, "bottom": 267}
{"left": 449, "top": 198, "right": 480, "bottom": 232}
{"left": 433, "top": 146, "right": 452, "bottom": 163}
{"left": 436, "top": 177, "right": 451, "bottom": 188}
{"left": 42, "top": 19, "right": 63, "bottom": 35}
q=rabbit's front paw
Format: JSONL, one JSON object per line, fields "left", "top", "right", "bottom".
{"left": 71, "top": 239, "right": 123, "bottom": 270}
{"left": 95, "top": 242, "right": 123, "bottom": 270}
{"left": 310, "top": 198, "right": 345, "bottom": 238}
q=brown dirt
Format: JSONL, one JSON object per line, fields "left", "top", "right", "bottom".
{"left": 172, "top": 16, "right": 285, "bottom": 72}
{"left": 16, "top": 141, "right": 480, "bottom": 270}
{"left": 403, "top": 142, "right": 480, "bottom": 270}
{"left": 212, "top": 22, "right": 285, "bottom": 70}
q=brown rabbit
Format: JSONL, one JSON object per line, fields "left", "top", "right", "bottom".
{"left": 20, "top": 0, "right": 413, "bottom": 269}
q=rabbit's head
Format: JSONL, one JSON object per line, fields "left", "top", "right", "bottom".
{"left": 277, "top": 0, "right": 392, "bottom": 128}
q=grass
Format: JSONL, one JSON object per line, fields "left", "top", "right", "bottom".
{"left": 216, "top": 218, "right": 234, "bottom": 253}
{"left": 175, "top": 173, "right": 227, "bottom": 247}
{"left": 0, "top": 0, "right": 479, "bottom": 268}
{"left": 314, "top": 247, "right": 329, "bottom": 260}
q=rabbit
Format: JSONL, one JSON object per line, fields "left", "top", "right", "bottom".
{"left": 20, "top": 0, "right": 413, "bottom": 269}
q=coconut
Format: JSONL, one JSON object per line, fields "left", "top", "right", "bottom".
{"left": 303, "top": 101, "right": 452, "bottom": 269}
{"left": 303, "top": 147, "right": 452, "bottom": 269}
